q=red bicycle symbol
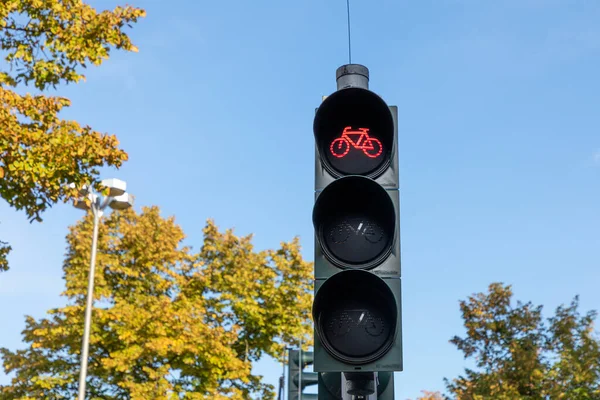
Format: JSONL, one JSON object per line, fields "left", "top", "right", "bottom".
{"left": 330, "top": 127, "right": 383, "bottom": 159}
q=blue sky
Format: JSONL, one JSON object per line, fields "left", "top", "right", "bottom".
{"left": 1, "top": 0, "right": 599, "bottom": 398}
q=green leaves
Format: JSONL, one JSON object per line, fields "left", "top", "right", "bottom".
{"left": 1, "top": 0, "right": 145, "bottom": 271}
{"left": 0, "top": 240, "right": 11, "bottom": 272}
{"left": 413, "top": 391, "right": 445, "bottom": 400}
{"left": 1, "top": 0, "right": 145, "bottom": 90}
{"left": 1, "top": 208, "right": 314, "bottom": 399}
{"left": 443, "top": 283, "right": 600, "bottom": 399}
{"left": 0, "top": 91, "right": 129, "bottom": 222}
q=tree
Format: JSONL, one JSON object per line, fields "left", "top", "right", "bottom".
{"left": 0, "top": 207, "right": 313, "bottom": 399}
{"left": 0, "top": 0, "right": 145, "bottom": 271}
{"left": 411, "top": 390, "right": 444, "bottom": 400}
{"left": 442, "top": 283, "right": 600, "bottom": 399}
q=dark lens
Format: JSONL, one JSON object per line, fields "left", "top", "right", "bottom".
{"left": 322, "top": 302, "right": 392, "bottom": 359}
{"left": 313, "top": 176, "right": 396, "bottom": 270}
{"left": 322, "top": 213, "right": 390, "bottom": 265}
{"left": 313, "top": 270, "right": 397, "bottom": 364}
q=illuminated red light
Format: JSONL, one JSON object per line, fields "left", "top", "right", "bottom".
{"left": 330, "top": 127, "right": 383, "bottom": 159}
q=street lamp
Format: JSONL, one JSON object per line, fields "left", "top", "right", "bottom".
{"left": 69, "top": 178, "right": 133, "bottom": 400}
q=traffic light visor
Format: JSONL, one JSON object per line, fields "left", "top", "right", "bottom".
{"left": 313, "top": 176, "right": 396, "bottom": 270}
{"left": 314, "top": 87, "right": 394, "bottom": 178}
{"left": 313, "top": 270, "right": 398, "bottom": 364}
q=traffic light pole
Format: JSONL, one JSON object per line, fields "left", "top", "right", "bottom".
{"left": 298, "top": 343, "right": 302, "bottom": 400}
{"left": 288, "top": 348, "right": 318, "bottom": 400}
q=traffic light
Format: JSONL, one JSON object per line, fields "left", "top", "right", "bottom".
{"left": 312, "top": 64, "right": 403, "bottom": 374}
{"left": 288, "top": 349, "right": 318, "bottom": 400}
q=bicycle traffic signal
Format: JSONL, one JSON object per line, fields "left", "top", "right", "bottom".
{"left": 312, "top": 64, "right": 403, "bottom": 374}
{"left": 288, "top": 349, "right": 318, "bottom": 400}
{"left": 313, "top": 67, "right": 399, "bottom": 191}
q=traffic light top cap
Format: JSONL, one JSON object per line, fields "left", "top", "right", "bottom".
{"left": 336, "top": 64, "right": 369, "bottom": 90}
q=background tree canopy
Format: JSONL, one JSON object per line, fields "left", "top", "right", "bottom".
{"left": 415, "top": 283, "right": 600, "bottom": 400}
{"left": 0, "top": 207, "right": 313, "bottom": 399}
{"left": 0, "top": 0, "right": 145, "bottom": 271}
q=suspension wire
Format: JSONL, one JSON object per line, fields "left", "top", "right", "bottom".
{"left": 346, "top": 0, "right": 352, "bottom": 63}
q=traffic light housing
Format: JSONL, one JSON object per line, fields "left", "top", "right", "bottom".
{"left": 312, "top": 64, "right": 403, "bottom": 373}
{"left": 312, "top": 175, "right": 401, "bottom": 279}
{"left": 288, "top": 349, "right": 318, "bottom": 400}
{"left": 314, "top": 75, "right": 399, "bottom": 191}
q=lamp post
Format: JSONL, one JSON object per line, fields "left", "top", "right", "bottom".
{"left": 70, "top": 178, "right": 133, "bottom": 400}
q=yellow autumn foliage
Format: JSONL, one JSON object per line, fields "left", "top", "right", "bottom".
{"left": 1, "top": 207, "right": 313, "bottom": 399}
{"left": 0, "top": 0, "right": 145, "bottom": 271}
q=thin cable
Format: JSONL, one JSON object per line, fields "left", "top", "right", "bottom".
{"left": 346, "top": 0, "right": 352, "bottom": 63}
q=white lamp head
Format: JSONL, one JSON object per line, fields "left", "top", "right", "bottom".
{"left": 109, "top": 192, "right": 134, "bottom": 210}
{"left": 101, "top": 178, "right": 127, "bottom": 197}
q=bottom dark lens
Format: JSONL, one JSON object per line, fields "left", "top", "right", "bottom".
{"left": 313, "top": 270, "right": 397, "bottom": 364}
{"left": 321, "top": 299, "right": 392, "bottom": 359}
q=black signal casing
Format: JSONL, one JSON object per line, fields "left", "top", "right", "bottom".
{"left": 312, "top": 80, "right": 402, "bottom": 373}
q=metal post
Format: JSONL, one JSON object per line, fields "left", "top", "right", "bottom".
{"left": 341, "top": 372, "right": 378, "bottom": 400}
{"left": 298, "top": 340, "right": 302, "bottom": 400}
{"left": 77, "top": 206, "right": 103, "bottom": 400}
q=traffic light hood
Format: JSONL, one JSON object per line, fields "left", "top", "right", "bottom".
{"left": 312, "top": 175, "right": 396, "bottom": 271}
{"left": 312, "top": 269, "right": 398, "bottom": 365}
{"left": 313, "top": 87, "right": 394, "bottom": 179}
